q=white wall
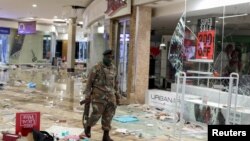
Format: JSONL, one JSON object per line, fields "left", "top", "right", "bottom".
{"left": 82, "top": 0, "right": 106, "bottom": 28}
{"left": 82, "top": 0, "right": 131, "bottom": 28}
{"left": 87, "top": 25, "right": 106, "bottom": 72}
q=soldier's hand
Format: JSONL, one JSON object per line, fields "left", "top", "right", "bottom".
{"left": 116, "top": 98, "right": 121, "bottom": 105}
{"left": 80, "top": 97, "right": 91, "bottom": 105}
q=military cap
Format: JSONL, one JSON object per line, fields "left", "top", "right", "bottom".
{"left": 103, "top": 49, "right": 113, "bottom": 56}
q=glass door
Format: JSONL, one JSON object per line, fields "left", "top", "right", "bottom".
{"left": 117, "top": 20, "right": 130, "bottom": 96}
{"left": 43, "top": 35, "right": 51, "bottom": 60}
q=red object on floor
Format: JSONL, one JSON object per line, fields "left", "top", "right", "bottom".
{"left": 3, "top": 133, "right": 20, "bottom": 141}
{"left": 16, "top": 112, "right": 40, "bottom": 136}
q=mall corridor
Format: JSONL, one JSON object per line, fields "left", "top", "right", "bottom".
{"left": 1, "top": 0, "right": 250, "bottom": 140}
{"left": 0, "top": 66, "right": 206, "bottom": 141}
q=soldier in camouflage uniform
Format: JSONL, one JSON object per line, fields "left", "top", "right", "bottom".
{"left": 83, "top": 49, "right": 120, "bottom": 141}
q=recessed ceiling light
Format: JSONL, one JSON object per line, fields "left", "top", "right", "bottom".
{"left": 32, "top": 4, "right": 37, "bottom": 8}
{"left": 26, "top": 17, "right": 35, "bottom": 20}
{"left": 187, "top": 20, "right": 191, "bottom": 23}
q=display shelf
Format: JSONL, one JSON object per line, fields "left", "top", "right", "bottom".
{"left": 188, "top": 59, "right": 213, "bottom": 63}
{"left": 186, "top": 59, "right": 214, "bottom": 85}
{"left": 187, "top": 70, "right": 213, "bottom": 75}
{"left": 185, "top": 99, "right": 250, "bottom": 114}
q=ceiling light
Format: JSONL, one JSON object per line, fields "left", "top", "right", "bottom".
{"left": 78, "top": 21, "right": 83, "bottom": 25}
{"left": 216, "top": 20, "right": 219, "bottom": 23}
{"left": 19, "top": 17, "right": 36, "bottom": 21}
{"left": 219, "top": 13, "right": 248, "bottom": 19}
{"left": 187, "top": 20, "right": 191, "bottom": 23}
{"left": 160, "top": 43, "right": 166, "bottom": 47}
{"left": 28, "top": 17, "right": 35, "bottom": 20}
{"left": 97, "top": 26, "right": 104, "bottom": 33}
{"left": 32, "top": 4, "right": 37, "bottom": 8}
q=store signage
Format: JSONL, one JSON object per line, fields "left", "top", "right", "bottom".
{"left": 105, "top": 0, "right": 127, "bottom": 16}
{"left": 0, "top": 27, "right": 10, "bottom": 34}
{"left": 197, "top": 17, "right": 215, "bottom": 32}
{"left": 16, "top": 112, "right": 40, "bottom": 136}
{"left": 18, "top": 21, "right": 36, "bottom": 34}
{"left": 105, "top": 0, "right": 131, "bottom": 19}
{"left": 148, "top": 90, "right": 180, "bottom": 110}
{"left": 196, "top": 30, "right": 215, "bottom": 60}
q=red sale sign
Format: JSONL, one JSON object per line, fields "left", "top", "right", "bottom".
{"left": 16, "top": 112, "right": 40, "bottom": 136}
{"left": 196, "top": 30, "right": 215, "bottom": 60}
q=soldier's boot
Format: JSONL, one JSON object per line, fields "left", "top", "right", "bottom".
{"left": 102, "top": 130, "right": 113, "bottom": 141}
{"left": 84, "top": 126, "right": 91, "bottom": 138}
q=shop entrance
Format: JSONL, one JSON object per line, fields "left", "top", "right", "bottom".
{"left": 116, "top": 20, "right": 130, "bottom": 96}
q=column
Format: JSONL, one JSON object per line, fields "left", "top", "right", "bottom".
{"left": 131, "top": 6, "right": 152, "bottom": 104}
{"left": 127, "top": 7, "right": 136, "bottom": 103}
{"left": 66, "top": 76, "right": 74, "bottom": 110}
{"left": 67, "top": 18, "right": 77, "bottom": 72}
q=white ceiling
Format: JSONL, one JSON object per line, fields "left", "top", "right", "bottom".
{"left": 2, "top": 0, "right": 249, "bottom": 36}
{"left": 0, "top": 0, "right": 93, "bottom": 24}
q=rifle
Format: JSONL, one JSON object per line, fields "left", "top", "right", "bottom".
{"left": 80, "top": 99, "right": 90, "bottom": 128}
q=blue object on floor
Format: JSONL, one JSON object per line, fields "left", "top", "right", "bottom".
{"left": 27, "top": 82, "right": 36, "bottom": 88}
{"left": 113, "top": 115, "right": 139, "bottom": 123}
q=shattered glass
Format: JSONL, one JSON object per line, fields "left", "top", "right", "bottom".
{"left": 238, "top": 75, "right": 250, "bottom": 96}
{"left": 168, "top": 13, "right": 186, "bottom": 72}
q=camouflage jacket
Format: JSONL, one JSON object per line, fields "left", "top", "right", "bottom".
{"left": 83, "top": 62, "right": 120, "bottom": 104}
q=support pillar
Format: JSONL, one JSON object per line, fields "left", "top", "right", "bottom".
{"left": 131, "top": 6, "right": 152, "bottom": 104}
{"left": 67, "top": 18, "right": 76, "bottom": 72}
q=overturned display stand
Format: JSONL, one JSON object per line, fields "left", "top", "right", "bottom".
{"left": 172, "top": 72, "right": 250, "bottom": 140}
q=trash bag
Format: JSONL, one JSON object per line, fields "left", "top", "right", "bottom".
{"left": 32, "top": 129, "right": 54, "bottom": 141}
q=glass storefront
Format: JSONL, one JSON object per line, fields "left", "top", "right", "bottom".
{"left": 181, "top": 1, "right": 250, "bottom": 93}
{"left": 164, "top": 0, "right": 250, "bottom": 90}
{"left": 43, "top": 35, "right": 52, "bottom": 60}
{"left": 76, "top": 41, "right": 89, "bottom": 63}
{"left": 0, "top": 34, "right": 9, "bottom": 64}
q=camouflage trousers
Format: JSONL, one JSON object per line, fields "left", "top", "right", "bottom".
{"left": 86, "top": 101, "right": 117, "bottom": 131}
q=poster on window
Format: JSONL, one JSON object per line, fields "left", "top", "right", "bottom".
{"left": 197, "top": 17, "right": 215, "bottom": 32}
{"left": 195, "top": 30, "right": 215, "bottom": 60}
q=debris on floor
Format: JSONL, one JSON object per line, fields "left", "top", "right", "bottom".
{"left": 27, "top": 82, "right": 36, "bottom": 88}
{"left": 113, "top": 115, "right": 139, "bottom": 123}
{"left": 45, "top": 125, "right": 84, "bottom": 140}
{"left": 0, "top": 68, "right": 207, "bottom": 141}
